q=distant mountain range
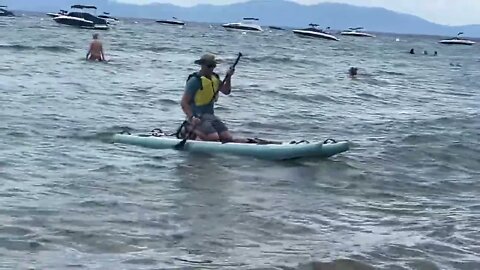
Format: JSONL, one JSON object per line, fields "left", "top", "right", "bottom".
{"left": 6, "top": 0, "right": 480, "bottom": 37}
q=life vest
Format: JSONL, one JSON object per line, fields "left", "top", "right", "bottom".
{"left": 187, "top": 72, "right": 221, "bottom": 106}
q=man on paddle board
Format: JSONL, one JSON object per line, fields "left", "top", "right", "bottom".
{"left": 180, "top": 53, "right": 235, "bottom": 142}
{"left": 86, "top": 33, "right": 106, "bottom": 61}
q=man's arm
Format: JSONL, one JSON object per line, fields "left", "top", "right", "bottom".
{"left": 180, "top": 93, "right": 194, "bottom": 119}
{"left": 100, "top": 44, "right": 105, "bottom": 61}
{"left": 219, "top": 68, "right": 235, "bottom": 95}
{"left": 219, "top": 76, "right": 231, "bottom": 95}
{"left": 86, "top": 43, "right": 92, "bottom": 60}
{"left": 181, "top": 78, "right": 200, "bottom": 119}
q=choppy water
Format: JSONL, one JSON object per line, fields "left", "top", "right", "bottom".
{"left": 1, "top": 14, "right": 479, "bottom": 270}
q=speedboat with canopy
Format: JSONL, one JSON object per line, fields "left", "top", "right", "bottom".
{"left": 439, "top": 32, "right": 476, "bottom": 45}
{"left": 53, "top": 5, "right": 109, "bottom": 30}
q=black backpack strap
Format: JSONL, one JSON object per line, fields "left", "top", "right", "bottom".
{"left": 187, "top": 72, "right": 199, "bottom": 81}
{"left": 187, "top": 72, "right": 202, "bottom": 90}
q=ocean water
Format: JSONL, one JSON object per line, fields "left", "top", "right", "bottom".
{"left": 0, "top": 14, "right": 479, "bottom": 270}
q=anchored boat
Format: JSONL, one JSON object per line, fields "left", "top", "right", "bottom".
{"left": 439, "top": 32, "right": 476, "bottom": 46}
{"left": 293, "top": 24, "right": 339, "bottom": 41}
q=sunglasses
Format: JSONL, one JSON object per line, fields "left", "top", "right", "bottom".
{"left": 206, "top": 64, "right": 216, "bottom": 68}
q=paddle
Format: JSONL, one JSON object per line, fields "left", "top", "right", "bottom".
{"left": 174, "top": 52, "right": 243, "bottom": 150}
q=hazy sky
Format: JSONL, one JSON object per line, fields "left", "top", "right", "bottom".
{"left": 116, "top": 0, "right": 480, "bottom": 26}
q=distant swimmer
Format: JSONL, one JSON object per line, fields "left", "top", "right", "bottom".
{"left": 348, "top": 67, "right": 358, "bottom": 78}
{"left": 434, "top": 51, "right": 438, "bottom": 56}
{"left": 86, "top": 33, "right": 106, "bottom": 61}
{"left": 409, "top": 48, "right": 415, "bottom": 54}
{"left": 423, "top": 50, "right": 428, "bottom": 55}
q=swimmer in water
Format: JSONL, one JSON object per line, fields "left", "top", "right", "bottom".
{"left": 86, "top": 33, "right": 105, "bottom": 61}
{"left": 349, "top": 67, "right": 358, "bottom": 78}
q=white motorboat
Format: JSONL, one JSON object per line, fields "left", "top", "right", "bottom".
{"left": 53, "top": 5, "right": 109, "bottom": 30}
{"left": 439, "top": 32, "right": 475, "bottom": 45}
{"left": 293, "top": 24, "right": 339, "bottom": 41}
{"left": 340, "top": 27, "right": 376, "bottom": 38}
{"left": 156, "top": 17, "right": 185, "bottom": 26}
{"left": 223, "top": 17, "right": 263, "bottom": 32}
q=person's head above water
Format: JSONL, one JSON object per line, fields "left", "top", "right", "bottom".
{"left": 93, "top": 33, "right": 99, "bottom": 39}
{"left": 409, "top": 48, "right": 415, "bottom": 54}
{"left": 349, "top": 67, "right": 358, "bottom": 77}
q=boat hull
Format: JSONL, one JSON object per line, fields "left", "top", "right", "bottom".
{"left": 340, "top": 32, "right": 375, "bottom": 38}
{"left": 222, "top": 24, "right": 263, "bottom": 32}
{"left": 439, "top": 40, "right": 475, "bottom": 45}
{"left": 0, "top": 10, "right": 14, "bottom": 16}
{"left": 54, "top": 16, "right": 108, "bottom": 30}
{"left": 156, "top": 20, "right": 185, "bottom": 26}
{"left": 293, "top": 30, "right": 339, "bottom": 41}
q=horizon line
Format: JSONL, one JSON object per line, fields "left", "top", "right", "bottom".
{"left": 13, "top": 9, "right": 480, "bottom": 39}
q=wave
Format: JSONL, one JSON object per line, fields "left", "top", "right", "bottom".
{"left": 56, "top": 126, "right": 135, "bottom": 143}
{"left": 156, "top": 98, "right": 178, "bottom": 105}
{"left": 260, "top": 89, "right": 336, "bottom": 104}
{"left": 287, "top": 259, "right": 376, "bottom": 270}
{"left": 377, "top": 70, "right": 406, "bottom": 76}
{"left": 142, "top": 46, "right": 174, "bottom": 53}
{"left": 37, "top": 45, "right": 74, "bottom": 53}
{"left": 0, "top": 44, "right": 74, "bottom": 53}
{"left": 6, "top": 131, "right": 30, "bottom": 138}
{"left": 247, "top": 54, "right": 320, "bottom": 66}
{"left": 356, "top": 92, "right": 382, "bottom": 100}
{"left": 401, "top": 134, "right": 441, "bottom": 144}
{"left": 0, "top": 44, "right": 31, "bottom": 51}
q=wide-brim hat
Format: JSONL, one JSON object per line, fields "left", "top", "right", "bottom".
{"left": 194, "top": 53, "right": 219, "bottom": 65}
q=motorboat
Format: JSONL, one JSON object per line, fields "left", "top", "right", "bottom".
{"left": 98, "top": 12, "right": 119, "bottom": 24}
{"left": 222, "top": 17, "right": 263, "bottom": 32}
{"left": 53, "top": 5, "right": 109, "bottom": 30}
{"left": 340, "top": 27, "right": 375, "bottom": 37}
{"left": 0, "top": 5, "right": 14, "bottom": 16}
{"left": 439, "top": 32, "right": 476, "bottom": 45}
{"left": 156, "top": 17, "right": 185, "bottom": 26}
{"left": 293, "top": 24, "right": 339, "bottom": 41}
{"left": 46, "top": 9, "right": 68, "bottom": 18}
